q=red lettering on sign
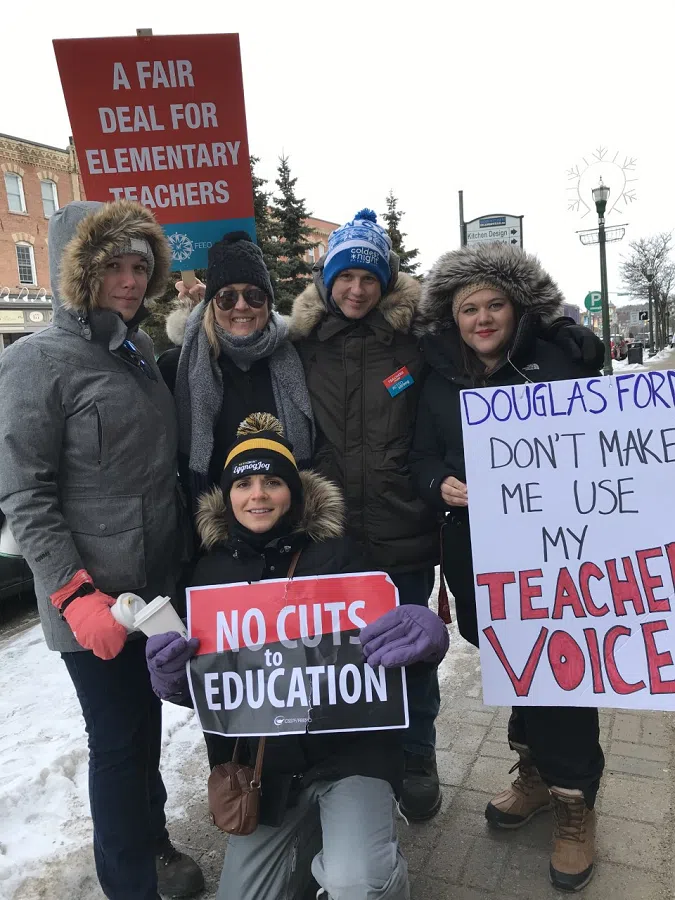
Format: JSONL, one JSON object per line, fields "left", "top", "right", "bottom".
{"left": 475, "top": 571, "right": 515, "bottom": 621}
{"left": 483, "top": 625, "right": 548, "bottom": 696}
{"left": 641, "top": 620, "right": 675, "bottom": 694}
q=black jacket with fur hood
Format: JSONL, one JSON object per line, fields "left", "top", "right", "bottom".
{"left": 410, "top": 245, "right": 599, "bottom": 645}
{"left": 190, "top": 469, "right": 403, "bottom": 824}
{"left": 289, "top": 256, "right": 439, "bottom": 574}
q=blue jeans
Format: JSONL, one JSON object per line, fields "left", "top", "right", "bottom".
{"left": 62, "top": 639, "right": 167, "bottom": 900}
{"left": 390, "top": 567, "right": 440, "bottom": 757}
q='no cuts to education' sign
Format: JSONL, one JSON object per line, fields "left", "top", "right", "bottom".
{"left": 53, "top": 33, "right": 255, "bottom": 269}
{"left": 462, "top": 371, "right": 675, "bottom": 710}
{"left": 186, "top": 573, "right": 408, "bottom": 737}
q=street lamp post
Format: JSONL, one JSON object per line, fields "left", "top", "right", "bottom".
{"left": 646, "top": 267, "right": 655, "bottom": 356}
{"left": 592, "top": 178, "right": 612, "bottom": 375}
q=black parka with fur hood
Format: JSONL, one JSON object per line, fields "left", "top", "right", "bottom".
{"left": 289, "top": 257, "right": 439, "bottom": 574}
{"left": 191, "top": 469, "right": 403, "bottom": 825}
{"left": 410, "top": 244, "right": 599, "bottom": 645}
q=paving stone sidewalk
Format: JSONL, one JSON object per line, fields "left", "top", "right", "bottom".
{"left": 168, "top": 615, "right": 675, "bottom": 900}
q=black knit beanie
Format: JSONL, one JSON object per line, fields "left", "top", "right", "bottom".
{"left": 221, "top": 413, "right": 303, "bottom": 506}
{"left": 205, "top": 231, "right": 274, "bottom": 303}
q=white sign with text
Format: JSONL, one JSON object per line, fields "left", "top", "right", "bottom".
{"left": 462, "top": 371, "right": 675, "bottom": 709}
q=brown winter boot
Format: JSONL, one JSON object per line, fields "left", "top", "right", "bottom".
{"left": 485, "top": 742, "right": 551, "bottom": 829}
{"left": 549, "top": 787, "right": 596, "bottom": 892}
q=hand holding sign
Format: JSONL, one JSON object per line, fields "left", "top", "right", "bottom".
{"left": 360, "top": 606, "right": 449, "bottom": 668}
{"left": 146, "top": 632, "right": 199, "bottom": 700}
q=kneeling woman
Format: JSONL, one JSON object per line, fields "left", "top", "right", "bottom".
{"left": 410, "top": 244, "right": 604, "bottom": 893}
{"left": 147, "top": 413, "right": 448, "bottom": 900}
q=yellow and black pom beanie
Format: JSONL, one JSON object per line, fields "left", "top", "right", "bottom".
{"left": 221, "top": 413, "right": 303, "bottom": 504}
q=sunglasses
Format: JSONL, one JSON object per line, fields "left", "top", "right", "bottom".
{"left": 118, "top": 339, "right": 158, "bottom": 382}
{"left": 214, "top": 287, "right": 268, "bottom": 311}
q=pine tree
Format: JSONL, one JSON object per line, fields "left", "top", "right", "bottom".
{"left": 271, "top": 155, "right": 316, "bottom": 313}
{"left": 382, "top": 190, "right": 420, "bottom": 276}
{"left": 250, "top": 155, "right": 281, "bottom": 298}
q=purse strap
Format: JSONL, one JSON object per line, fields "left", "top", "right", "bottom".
{"left": 286, "top": 548, "right": 302, "bottom": 580}
{"left": 437, "top": 521, "right": 452, "bottom": 625}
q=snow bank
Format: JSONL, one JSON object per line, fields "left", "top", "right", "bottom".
{"left": 0, "top": 625, "right": 205, "bottom": 900}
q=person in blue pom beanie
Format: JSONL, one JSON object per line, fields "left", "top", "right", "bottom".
{"left": 289, "top": 208, "right": 444, "bottom": 821}
{"left": 322, "top": 208, "right": 393, "bottom": 305}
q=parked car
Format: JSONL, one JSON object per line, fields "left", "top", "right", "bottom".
{"left": 0, "top": 518, "right": 33, "bottom": 602}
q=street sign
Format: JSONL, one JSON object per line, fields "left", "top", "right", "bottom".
{"left": 584, "top": 291, "right": 602, "bottom": 313}
{"left": 639, "top": 311, "right": 649, "bottom": 321}
{"left": 465, "top": 214, "right": 523, "bottom": 248}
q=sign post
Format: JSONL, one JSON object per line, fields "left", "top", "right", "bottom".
{"left": 53, "top": 32, "right": 255, "bottom": 273}
{"left": 462, "top": 373, "right": 675, "bottom": 710}
{"left": 186, "top": 572, "right": 409, "bottom": 737}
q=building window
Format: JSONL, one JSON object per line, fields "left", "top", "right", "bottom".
{"left": 318, "top": 243, "right": 325, "bottom": 257}
{"left": 5, "top": 173, "right": 26, "bottom": 213}
{"left": 41, "top": 179, "right": 59, "bottom": 218}
{"left": 16, "top": 243, "right": 36, "bottom": 285}
{"left": 307, "top": 247, "right": 315, "bottom": 263}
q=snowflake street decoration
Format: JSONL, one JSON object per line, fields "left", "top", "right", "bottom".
{"left": 567, "top": 147, "right": 637, "bottom": 218}
{"left": 168, "top": 232, "right": 194, "bottom": 263}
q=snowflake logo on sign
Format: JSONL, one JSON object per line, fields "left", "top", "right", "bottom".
{"left": 168, "top": 232, "right": 194, "bottom": 263}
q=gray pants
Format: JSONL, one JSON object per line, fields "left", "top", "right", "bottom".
{"left": 216, "top": 775, "right": 410, "bottom": 900}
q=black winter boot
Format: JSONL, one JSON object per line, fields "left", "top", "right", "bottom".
{"left": 156, "top": 838, "right": 204, "bottom": 898}
{"left": 400, "top": 751, "right": 442, "bottom": 821}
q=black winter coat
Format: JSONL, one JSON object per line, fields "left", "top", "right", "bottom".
{"left": 410, "top": 315, "right": 599, "bottom": 646}
{"left": 191, "top": 469, "right": 404, "bottom": 825}
{"left": 289, "top": 261, "right": 439, "bottom": 574}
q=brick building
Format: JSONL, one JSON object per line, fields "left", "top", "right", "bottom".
{"left": 304, "top": 215, "right": 340, "bottom": 264}
{"left": 0, "top": 133, "right": 340, "bottom": 350}
{"left": 0, "top": 133, "right": 84, "bottom": 349}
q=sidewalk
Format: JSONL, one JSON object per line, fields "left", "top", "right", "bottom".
{"left": 167, "top": 615, "right": 675, "bottom": 900}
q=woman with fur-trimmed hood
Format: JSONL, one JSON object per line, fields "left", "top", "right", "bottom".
{"left": 411, "top": 242, "right": 604, "bottom": 893}
{"left": 0, "top": 200, "right": 203, "bottom": 898}
{"left": 146, "top": 413, "right": 449, "bottom": 900}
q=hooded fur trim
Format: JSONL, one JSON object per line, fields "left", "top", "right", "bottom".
{"left": 196, "top": 469, "right": 345, "bottom": 551}
{"left": 59, "top": 200, "right": 172, "bottom": 313}
{"left": 289, "top": 272, "right": 421, "bottom": 340}
{"left": 414, "top": 243, "right": 564, "bottom": 337}
{"left": 165, "top": 302, "right": 191, "bottom": 346}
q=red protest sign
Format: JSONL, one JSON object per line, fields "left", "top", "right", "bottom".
{"left": 186, "top": 573, "right": 409, "bottom": 737}
{"left": 53, "top": 33, "right": 255, "bottom": 269}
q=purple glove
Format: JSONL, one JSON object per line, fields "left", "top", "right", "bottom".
{"left": 145, "top": 632, "right": 199, "bottom": 701}
{"left": 360, "top": 606, "right": 449, "bottom": 668}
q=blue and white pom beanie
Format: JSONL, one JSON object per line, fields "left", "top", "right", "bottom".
{"left": 323, "top": 209, "right": 392, "bottom": 294}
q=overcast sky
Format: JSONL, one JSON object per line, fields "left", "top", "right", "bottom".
{"left": 3, "top": 0, "right": 673, "bottom": 310}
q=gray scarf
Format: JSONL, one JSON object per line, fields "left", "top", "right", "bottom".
{"left": 174, "top": 301, "right": 314, "bottom": 476}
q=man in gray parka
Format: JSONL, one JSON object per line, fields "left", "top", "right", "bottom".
{"left": 0, "top": 200, "right": 203, "bottom": 900}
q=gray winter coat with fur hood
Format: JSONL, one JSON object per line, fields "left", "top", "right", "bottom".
{"left": 289, "top": 257, "right": 438, "bottom": 574}
{"left": 0, "top": 200, "right": 182, "bottom": 652}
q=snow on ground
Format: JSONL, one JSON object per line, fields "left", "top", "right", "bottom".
{"left": 612, "top": 345, "right": 673, "bottom": 373}
{"left": 0, "top": 625, "right": 205, "bottom": 900}
{"left": 0, "top": 576, "right": 460, "bottom": 899}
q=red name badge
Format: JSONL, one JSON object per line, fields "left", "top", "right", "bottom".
{"left": 383, "top": 366, "right": 414, "bottom": 397}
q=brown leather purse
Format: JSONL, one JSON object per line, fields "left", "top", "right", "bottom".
{"left": 208, "top": 736, "right": 265, "bottom": 835}
{"left": 207, "top": 549, "right": 302, "bottom": 835}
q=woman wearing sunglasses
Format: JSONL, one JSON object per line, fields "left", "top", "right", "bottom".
{"left": 159, "top": 232, "right": 314, "bottom": 510}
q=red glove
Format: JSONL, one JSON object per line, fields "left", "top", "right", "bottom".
{"left": 50, "top": 569, "right": 127, "bottom": 661}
